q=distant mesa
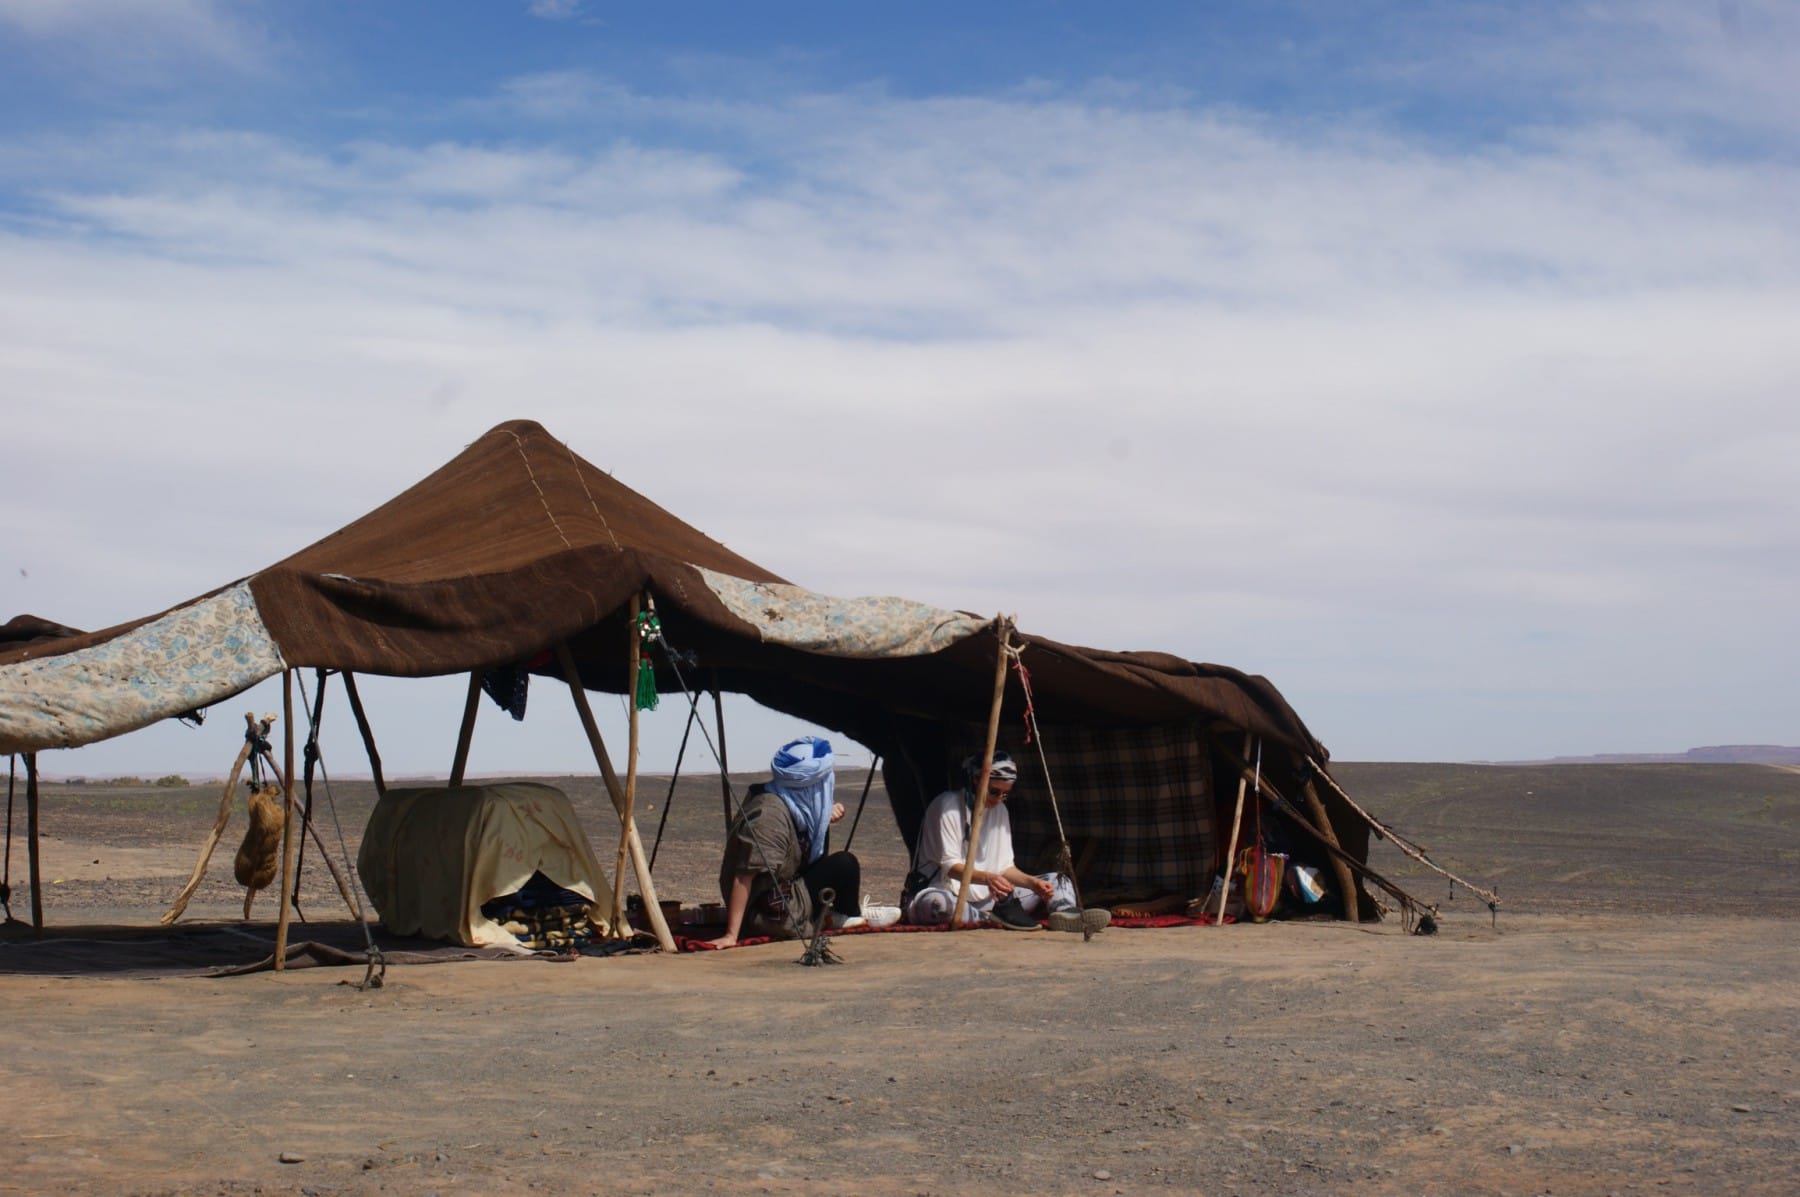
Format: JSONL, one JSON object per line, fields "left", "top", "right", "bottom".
{"left": 1492, "top": 745, "right": 1800, "bottom": 766}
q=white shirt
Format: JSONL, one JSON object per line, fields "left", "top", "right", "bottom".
{"left": 914, "top": 788, "right": 1016, "bottom": 906}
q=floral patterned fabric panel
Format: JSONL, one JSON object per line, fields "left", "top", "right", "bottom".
{"left": 697, "top": 567, "right": 990, "bottom": 659}
{"left": 0, "top": 581, "right": 286, "bottom": 753}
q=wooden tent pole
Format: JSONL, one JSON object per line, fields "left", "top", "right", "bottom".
{"left": 274, "top": 670, "right": 299, "bottom": 970}
{"left": 553, "top": 641, "right": 676, "bottom": 952}
{"left": 449, "top": 670, "right": 482, "bottom": 788}
{"left": 340, "top": 672, "right": 387, "bottom": 796}
{"left": 1215, "top": 732, "right": 1253, "bottom": 926}
{"left": 949, "top": 618, "right": 1011, "bottom": 930}
{"left": 613, "top": 595, "right": 642, "bottom": 926}
{"left": 25, "top": 751, "right": 41, "bottom": 930}
{"left": 1300, "top": 776, "right": 1361, "bottom": 922}
{"left": 711, "top": 674, "right": 733, "bottom": 831}
{"left": 1213, "top": 743, "right": 1418, "bottom": 921}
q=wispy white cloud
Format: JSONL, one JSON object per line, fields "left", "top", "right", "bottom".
{"left": 526, "top": 0, "right": 583, "bottom": 20}
{"left": 0, "top": 0, "right": 268, "bottom": 79}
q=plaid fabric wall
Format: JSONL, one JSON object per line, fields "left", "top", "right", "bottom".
{"left": 984, "top": 722, "right": 1215, "bottom": 903}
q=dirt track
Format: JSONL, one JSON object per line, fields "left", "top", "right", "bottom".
{"left": 2, "top": 764, "right": 1797, "bottom": 1195}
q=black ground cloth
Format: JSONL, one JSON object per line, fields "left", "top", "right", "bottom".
{"left": 0, "top": 920, "right": 520, "bottom": 979}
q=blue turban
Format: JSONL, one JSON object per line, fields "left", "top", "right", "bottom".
{"left": 770, "top": 736, "right": 836, "bottom": 864}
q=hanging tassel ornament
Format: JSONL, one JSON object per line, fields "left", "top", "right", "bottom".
{"left": 634, "top": 607, "right": 662, "bottom": 711}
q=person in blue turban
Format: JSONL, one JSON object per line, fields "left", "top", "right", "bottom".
{"left": 706, "top": 736, "right": 899, "bottom": 947}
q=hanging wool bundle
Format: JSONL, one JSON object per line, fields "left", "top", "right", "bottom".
{"left": 234, "top": 783, "right": 284, "bottom": 918}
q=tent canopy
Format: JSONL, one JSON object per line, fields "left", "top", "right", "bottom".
{"left": 0, "top": 418, "right": 1375, "bottom": 916}
{"left": 0, "top": 418, "right": 1325, "bottom": 761}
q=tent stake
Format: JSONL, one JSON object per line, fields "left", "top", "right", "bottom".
{"left": 449, "top": 670, "right": 482, "bottom": 787}
{"left": 1216, "top": 733, "right": 1253, "bottom": 926}
{"left": 25, "top": 751, "right": 41, "bottom": 930}
{"left": 949, "top": 618, "right": 1011, "bottom": 930}
{"left": 554, "top": 641, "right": 676, "bottom": 952}
{"left": 274, "top": 669, "right": 298, "bottom": 970}
{"left": 341, "top": 671, "right": 387, "bottom": 796}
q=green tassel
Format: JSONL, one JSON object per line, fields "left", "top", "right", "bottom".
{"left": 633, "top": 608, "right": 662, "bottom": 711}
{"left": 635, "top": 656, "right": 659, "bottom": 711}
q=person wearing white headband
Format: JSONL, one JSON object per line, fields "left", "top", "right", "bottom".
{"left": 901, "top": 749, "right": 1107, "bottom": 934}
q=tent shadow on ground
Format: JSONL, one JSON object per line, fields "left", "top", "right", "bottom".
{"left": 0, "top": 919, "right": 513, "bottom": 979}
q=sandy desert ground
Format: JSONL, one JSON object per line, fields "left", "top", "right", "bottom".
{"left": 1, "top": 762, "right": 1796, "bottom": 1195}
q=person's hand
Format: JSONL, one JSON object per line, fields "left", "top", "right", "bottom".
{"left": 1028, "top": 876, "right": 1054, "bottom": 900}
{"left": 986, "top": 872, "right": 1015, "bottom": 897}
{"left": 828, "top": 801, "right": 846, "bottom": 824}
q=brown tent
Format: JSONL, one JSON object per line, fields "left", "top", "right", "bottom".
{"left": 1, "top": 419, "right": 1405, "bottom": 944}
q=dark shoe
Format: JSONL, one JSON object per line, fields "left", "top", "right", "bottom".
{"left": 987, "top": 895, "right": 1041, "bottom": 931}
{"left": 1048, "top": 908, "right": 1111, "bottom": 934}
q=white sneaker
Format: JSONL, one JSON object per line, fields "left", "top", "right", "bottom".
{"left": 827, "top": 911, "right": 867, "bottom": 930}
{"left": 861, "top": 903, "right": 902, "bottom": 928}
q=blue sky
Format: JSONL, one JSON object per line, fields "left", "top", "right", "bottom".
{"left": 3, "top": 1, "right": 1797, "bottom": 777}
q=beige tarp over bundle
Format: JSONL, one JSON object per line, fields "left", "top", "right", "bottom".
{"left": 356, "top": 782, "right": 615, "bottom": 950}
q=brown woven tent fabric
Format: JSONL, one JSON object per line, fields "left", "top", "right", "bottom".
{"left": 0, "top": 419, "right": 1374, "bottom": 915}
{"left": 0, "top": 615, "right": 86, "bottom": 648}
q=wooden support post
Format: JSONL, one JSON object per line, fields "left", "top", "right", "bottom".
{"left": 614, "top": 595, "right": 643, "bottom": 924}
{"left": 1215, "top": 741, "right": 1405, "bottom": 922}
{"left": 949, "top": 618, "right": 1011, "bottom": 930}
{"left": 1215, "top": 732, "right": 1253, "bottom": 925}
{"left": 274, "top": 670, "right": 299, "bottom": 970}
{"left": 1300, "top": 776, "right": 1362, "bottom": 922}
{"left": 554, "top": 641, "right": 677, "bottom": 952}
{"left": 25, "top": 752, "right": 42, "bottom": 930}
{"left": 341, "top": 671, "right": 387, "bottom": 796}
{"left": 449, "top": 670, "right": 482, "bottom": 788}
{"left": 712, "top": 677, "right": 733, "bottom": 831}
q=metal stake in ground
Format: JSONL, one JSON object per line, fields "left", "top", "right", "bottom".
{"left": 798, "top": 887, "right": 844, "bottom": 966}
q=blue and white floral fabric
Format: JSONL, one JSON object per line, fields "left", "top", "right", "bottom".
{"left": 0, "top": 581, "right": 285, "bottom": 753}
{"left": 697, "top": 567, "right": 990, "bottom": 658}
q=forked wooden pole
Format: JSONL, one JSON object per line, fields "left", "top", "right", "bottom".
{"left": 553, "top": 641, "right": 676, "bottom": 952}
{"left": 614, "top": 595, "right": 643, "bottom": 924}
{"left": 949, "top": 618, "right": 1012, "bottom": 930}
{"left": 1215, "top": 732, "right": 1253, "bottom": 925}
{"left": 25, "top": 751, "right": 41, "bottom": 930}
{"left": 341, "top": 671, "right": 387, "bottom": 796}
{"left": 274, "top": 670, "right": 299, "bottom": 970}
{"left": 160, "top": 711, "right": 260, "bottom": 924}
{"left": 449, "top": 670, "right": 482, "bottom": 787}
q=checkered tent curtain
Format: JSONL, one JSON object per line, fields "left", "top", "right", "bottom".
{"left": 1003, "top": 722, "right": 1215, "bottom": 904}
